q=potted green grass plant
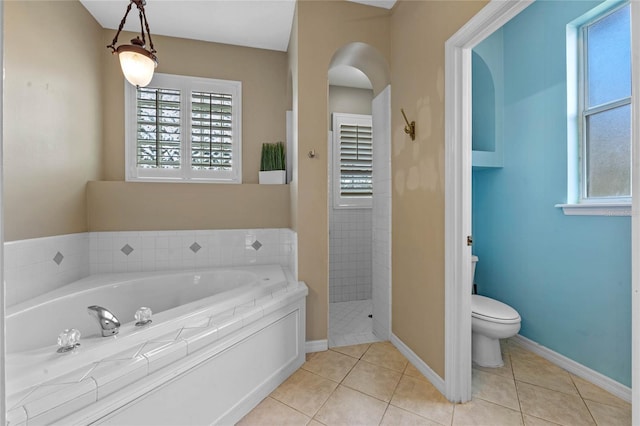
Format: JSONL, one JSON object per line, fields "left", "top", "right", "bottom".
{"left": 259, "top": 141, "right": 286, "bottom": 184}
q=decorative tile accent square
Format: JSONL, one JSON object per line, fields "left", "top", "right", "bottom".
{"left": 87, "top": 229, "right": 296, "bottom": 277}
{"left": 121, "top": 244, "right": 134, "bottom": 256}
{"left": 53, "top": 251, "right": 64, "bottom": 266}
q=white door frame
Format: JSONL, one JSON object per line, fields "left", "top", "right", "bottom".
{"left": 630, "top": 1, "right": 639, "bottom": 423}
{"left": 0, "top": 1, "right": 5, "bottom": 423}
{"left": 444, "top": 0, "right": 639, "bottom": 418}
{"left": 443, "top": 0, "right": 540, "bottom": 403}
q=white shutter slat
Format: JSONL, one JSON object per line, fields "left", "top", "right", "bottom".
{"left": 339, "top": 119, "right": 373, "bottom": 197}
{"left": 136, "top": 87, "right": 181, "bottom": 169}
{"left": 191, "top": 91, "right": 234, "bottom": 170}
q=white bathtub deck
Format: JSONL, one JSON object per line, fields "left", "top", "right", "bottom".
{"left": 6, "top": 278, "right": 307, "bottom": 425}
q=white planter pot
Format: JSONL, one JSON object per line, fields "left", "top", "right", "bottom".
{"left": 259, "top": 170, "right": 286, "bottom": 184}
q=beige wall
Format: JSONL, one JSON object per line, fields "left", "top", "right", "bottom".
{"left": 390, "top": 0, "right": 487, "bottom": 377}
{"left": 4, "top": 2, "right": 291, "bottom": 239}
{"left": 293, "top": 0, "right": 390, "bottom": 341}
{"left": 102, "top": 31, "right": 289, "bottom": 183}
{"left": 4, "top": 3, "right": 290, "bottom": 241}
{"left": 94, "top": 30, "right": 291, "bottom": 234}
{"left": 3, "top": 1, "right": 103, "bottom": 241}
{"left": 328, "top": 86, "right": 374, "bottom": 121}
{"left": 87, "top": 181, "right": 290, "bottom": 231}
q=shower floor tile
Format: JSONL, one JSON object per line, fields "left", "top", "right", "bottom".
{"left": 329, "top": 299, "right": 380, "bottom": 347}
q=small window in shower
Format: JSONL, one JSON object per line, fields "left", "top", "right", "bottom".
{"left": 332, "top": 113, "right": 373, "bottom": 208}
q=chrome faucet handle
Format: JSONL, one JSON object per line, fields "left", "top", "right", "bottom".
{"left": 135, "top": 306, "right": 153, "bottom": 326}
{"left": 57, "top": 328, "right": 81, "bottom": 353}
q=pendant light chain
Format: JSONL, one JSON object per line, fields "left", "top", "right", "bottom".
{"left": 107, "top": 1, "right": 134, "bottom": 52}
{"left": 139, "top": 3, "right": 156, "bottom": 55}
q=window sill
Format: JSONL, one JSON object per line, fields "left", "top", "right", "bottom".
{"left": 555, "top": 203, "right": 631, "bottom": 217}
{"left": 126, "top": 176, "right": 242, "bottom": 184}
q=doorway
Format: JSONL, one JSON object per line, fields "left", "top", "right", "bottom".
{"left": 444, "top": 1, "right": 639, "bottom": 418}
{"left": 326, "top": 42, "right": 392, "bottom": 349}
{"left": 327, "top": 77, "right": 377, "bottom": 347}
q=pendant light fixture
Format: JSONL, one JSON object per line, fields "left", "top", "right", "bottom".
{"left": 107, "top": 0, "right": 158, "bottom": 87}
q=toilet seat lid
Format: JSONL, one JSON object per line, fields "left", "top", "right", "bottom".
{"left": 472, "top": 295, "right": 520, "bottom": 323}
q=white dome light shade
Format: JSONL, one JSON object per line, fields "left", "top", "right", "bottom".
{"left": 117, "top": 44, "right": 158, "bottom": 87}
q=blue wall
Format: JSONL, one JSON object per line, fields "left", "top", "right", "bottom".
{"left": 472, "top": 0, "right": 631, "bottom": 386}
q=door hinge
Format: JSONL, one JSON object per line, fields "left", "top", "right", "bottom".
{"left": 467, "top": 235, "right": 473, "bottom": 246}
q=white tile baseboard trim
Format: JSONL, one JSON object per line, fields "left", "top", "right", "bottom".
{"left": 305, "top": 340, "right": 328, "bottom": 353}
{"left": 512, "top": 334, "right": 631, "bottom": 403}
{"left": 391, "top": 333, "right": 446, "bottom": 396}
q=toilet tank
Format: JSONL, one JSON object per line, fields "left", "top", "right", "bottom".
{"left": 471, "top": 255, "right": 479, "bottom": 287}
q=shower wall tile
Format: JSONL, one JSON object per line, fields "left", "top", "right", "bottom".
{"left": 329, "top": 208, "right": 373, "bottom": 303}
{"left": 371, "top": 86, "right": 391, "bottom": 340}
{"left": 5, "top": 229, "right": 296, "bottom": 308}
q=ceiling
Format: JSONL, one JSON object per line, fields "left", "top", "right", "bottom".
{"left": 80, "top": 0, "right": 395, "bottom": 53}
{"left": 80, "top": 0, "right": 394, "bottom": 89}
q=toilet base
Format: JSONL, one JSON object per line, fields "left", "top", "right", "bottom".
{"left": 472, "top": 332, "right": 504, "bottom": 368}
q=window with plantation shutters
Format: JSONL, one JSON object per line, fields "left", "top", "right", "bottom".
{"left": 332, "top": 113, "right": 373, "bottom": 208}
{"left": 136, "top": 87, "right": 181, "bottom": 169}
{"left": 191, "top": 91, "right": 233, "bottom": 170}
{"left": 125, "top": 73, "right": 242, "bottom": 183}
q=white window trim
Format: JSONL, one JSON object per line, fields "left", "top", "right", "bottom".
{"left": 563, "top": 1, "right": 630, "bottom": 215}
{"left": 125, "top": 73, "right": 242, "bottom": 184}
{"left": 332, "top": 112, "right": 373, "bottom": 209}
{"left": 555, "top": 202, "right": 630, "bottom": 216}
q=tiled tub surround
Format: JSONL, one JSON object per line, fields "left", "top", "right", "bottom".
{"left": 6, "top": 265, "right": 308, "bottom": 425}
{"left": 4, "top": 233, "right": 91, "bottom": 308}
{"left": 5, "top": 228, "right": 297, "bottom": 307}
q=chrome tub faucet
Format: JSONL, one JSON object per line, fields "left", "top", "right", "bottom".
{"left": 87, "top": 305, "right": 121, "bottom": 336}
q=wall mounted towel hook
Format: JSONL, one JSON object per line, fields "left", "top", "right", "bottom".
{"left": 401, "top": 108, "right": 416, "bottom": 141}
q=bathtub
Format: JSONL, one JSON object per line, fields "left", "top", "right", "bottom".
{"left": 5, "top": 264, "right": 308, "bottom": 425}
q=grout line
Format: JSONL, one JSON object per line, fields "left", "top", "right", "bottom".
{"left": 301, "top": 349, "right": 366, "bottom": 423}
{"left": 247, "top": 338, "right": 629, "bottom": 425}
{"left": 377, "top": 403, "right": 391, "bottom": 426}
{"left": 267, "top": 396, "right": 313, "bottom": 424}
{"left": 506, "top": 345, "right": 527, "bottom": 426}
{"left": 568, "top": 373, "right": 590, "bottom": 409}
{"left": 268, "top": 370, "right": 334, "bottom": 421}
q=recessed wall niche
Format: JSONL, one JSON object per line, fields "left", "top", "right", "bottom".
{"left": 472, "top": 28, "right": 504, "bottom": 168}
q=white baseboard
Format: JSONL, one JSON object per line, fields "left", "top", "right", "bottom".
{"left": 305, "top": 339, "right": 328, "bottom": 353}
{"left": 512, "top": 335, "right": 631, "bottom": 403}
{"left": 391, "top": 333, "right": 446, "bottom": 395}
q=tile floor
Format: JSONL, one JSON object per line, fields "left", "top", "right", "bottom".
{"left": 238, "top": 338, "right": 631, "bottom": 425}
{"left": 329, "top": 300, "right": 380, "bottom": 348}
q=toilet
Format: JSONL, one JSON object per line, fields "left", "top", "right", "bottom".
{"left": 471, "top": 255, "right": 521, "bottom": 368}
